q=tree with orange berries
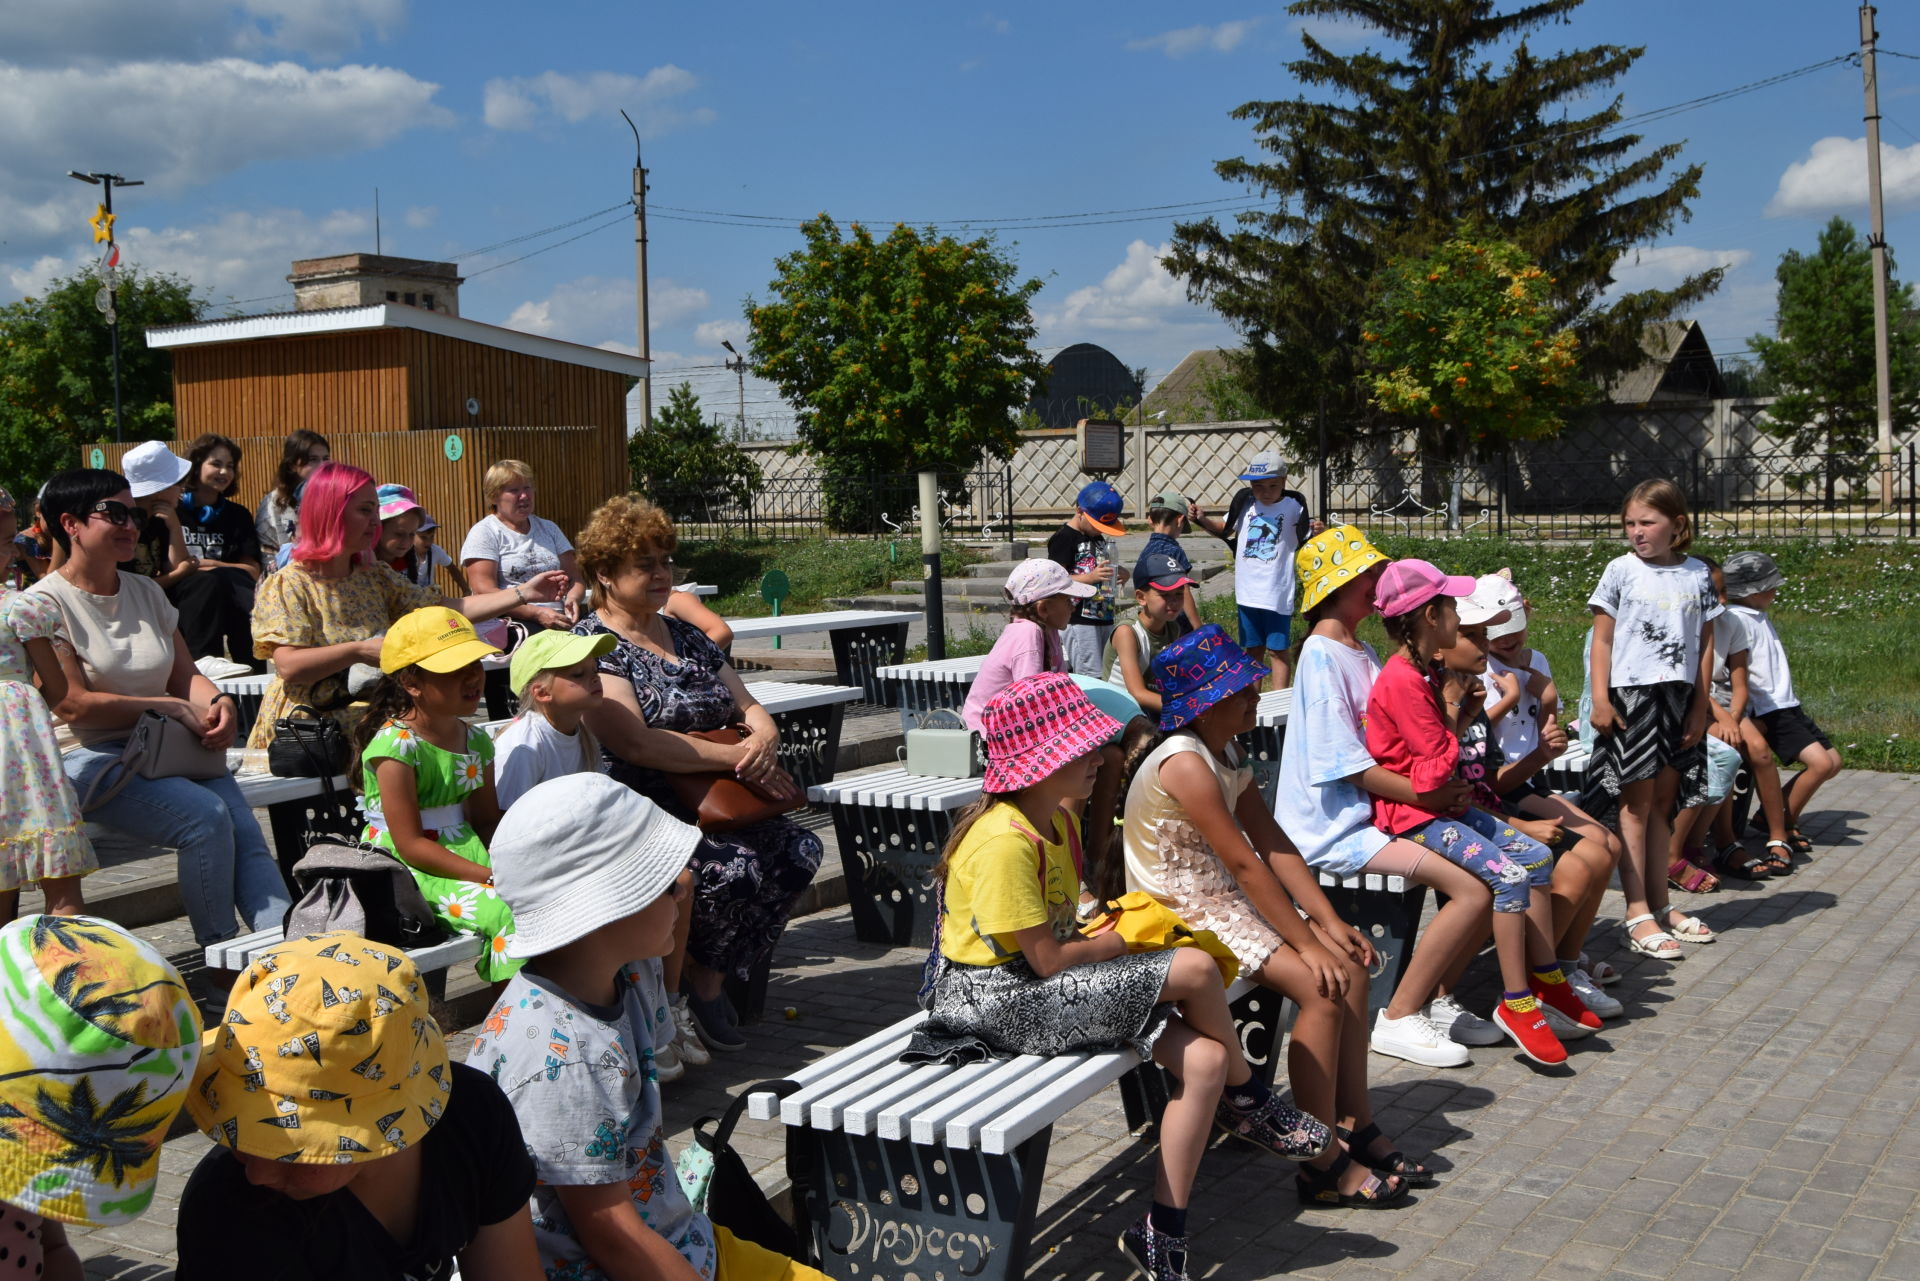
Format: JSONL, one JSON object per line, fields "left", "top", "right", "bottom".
{"left": 1362, "top": 229, "right": 1589, "bottom": 459}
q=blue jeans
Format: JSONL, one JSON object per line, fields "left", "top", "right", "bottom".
{"left": 64, "top": 744, "right": 291, "bottom": 946}
{"left": 1401, "top": 807, "right": 1552, "bottom": 914}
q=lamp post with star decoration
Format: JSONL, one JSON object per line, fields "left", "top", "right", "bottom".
{"left": 67, "top": 170, "right": 143, "bottom": 443}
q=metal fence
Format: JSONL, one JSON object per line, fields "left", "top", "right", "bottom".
{"left": 1322, "top": 444, "right": 1920, "bottom": 542}
{"left": 669, "top": 459, "right": 1015, "bottom": 542}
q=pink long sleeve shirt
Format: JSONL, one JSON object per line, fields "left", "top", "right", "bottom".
{"left": 962, "top": 618, "right": 1063, "bottom": 732}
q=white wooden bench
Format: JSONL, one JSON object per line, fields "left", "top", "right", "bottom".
{"left": 205, "top": 925, "right": 482, "bottom": 999}
{"left": 807, "top": 769, "right": 983, "bottom": 946}
{"left": 726, "top": 609, "right": 919, "bottom": 701}
{"left": 1242, "top": 687, "right": 1294, "bottom": 807}
{"left": 750, "top": 975, "right": 1282, "bottom": 1281}
{"left": 212, "top": 671, "right": 274, "bottom": 740}
{"left": 873, "top": 654, "right": 990, "bottom": 732}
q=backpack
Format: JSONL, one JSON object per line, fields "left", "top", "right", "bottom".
{"left": 283, "top": 842, "right": 449, "bottom": 950}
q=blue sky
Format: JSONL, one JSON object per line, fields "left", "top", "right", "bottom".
{"left": 5, "top": 1, "right": 1918, "bottom": 436}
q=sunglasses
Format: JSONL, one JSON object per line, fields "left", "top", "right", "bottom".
{"left": 88, "top": 500, "right": 136, "bottom": 528}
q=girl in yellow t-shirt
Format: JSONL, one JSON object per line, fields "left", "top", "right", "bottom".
{"left": 902, "top": 672, "right": 1328, "bottom": 1281}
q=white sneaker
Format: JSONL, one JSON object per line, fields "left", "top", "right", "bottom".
{"left": 1566, "top": 968, "right": 1623, "bottom": 1019}
{"left": 1537, "top": 1000, "right": 1597, "bottom": 1040}
{"left": 1426, "top": 994, "right": 1504, "bottom": 1047}
{"left": 1370, "top": 1009, "right": 1471, "bottom": 1067}
{"left": 654, "top": 1036, "right": 685, "bottom": 1083}
{"left": 668, "top": 993, "right": 713, "bottom": 1067}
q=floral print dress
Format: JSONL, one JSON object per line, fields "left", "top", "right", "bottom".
{"left": 359, "top": 720, "right": 521, "bottom": 980}
{"left": 0, "top": 589, "right": 96, "bottom": 891}
{"left": 573, "top": 612, "right": 822, "bottom": 983}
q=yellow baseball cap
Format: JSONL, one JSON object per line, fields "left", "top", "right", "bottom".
{"left": 186, "top": 934, "right": 450, "bottom": 1165}
{"left": 1296, "top": 524, "right": 1390, "bottom": 613}
{"left": 508, "top": 628, "right": 617, "bottom": 697}
{"left": 379, "top": 606, "right": 502, "bottom": 673}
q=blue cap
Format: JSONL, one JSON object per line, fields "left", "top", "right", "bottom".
{"left": 1074, "top": 481, "right": 1126, "bottom": 535}
{"left": 1239, "top": 450, "right": 1288, "bottom": 482}
{"left": 1133, "top": 552, "right": 1198, "bottom": 591}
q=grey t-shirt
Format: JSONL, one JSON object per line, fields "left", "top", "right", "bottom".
{"left": 1587, "top": 553, "right": 1721, "bottom": 689}
{"left": 459, "top": 514, "right": 571, "bottom": 604}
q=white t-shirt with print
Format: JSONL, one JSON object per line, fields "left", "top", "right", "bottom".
{"left": 1586, "top": 553, "right": 1721, "bottom": 689}
{"left": 1727, "top": 603, "right": 1796, "bottom": 714}
{"left": 1483, "top": 650, "right": 1552, "bottom": 761}
{"left": 460, "top": 514, "right": 572, "bottom": 608}
{"left": 1233, "top": 495, "right": 1305, "bottom": 615}
{"left": 492, "top": 709, "right": 605, "bottom": 809}
{"left": 1274, "top": 634, "right": 1390, "bottom": 877}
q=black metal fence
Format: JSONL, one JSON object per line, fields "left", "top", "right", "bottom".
{"left": 668, "top": 459, "right": 1015, "bottom": 543}
{"left": 1321, "top": 443, "right": 1920, "bottom": 542}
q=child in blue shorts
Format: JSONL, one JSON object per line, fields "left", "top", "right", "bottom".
{"left": 1193, "top": 451, "right": 1313, "bottom": 687}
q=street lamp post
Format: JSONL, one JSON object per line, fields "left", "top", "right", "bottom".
{"left": 67, "top": 170, "right": 143, "bottom": 443}
{"left": 721, "top": 340, "right": 748, "bottom": 442}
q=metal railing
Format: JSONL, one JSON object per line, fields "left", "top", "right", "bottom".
{"left": 668, "top": 460, "right": 1015, "bottom": 542}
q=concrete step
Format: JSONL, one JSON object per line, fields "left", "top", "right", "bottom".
{"left": 963, "top": 559, "right": 1025, "bottom": 578}
{"left": 888, "top": 577, "right": 1010, "bottom": 598}
{"left": 829, "top": 593, "right": 1000, "bottom": 616}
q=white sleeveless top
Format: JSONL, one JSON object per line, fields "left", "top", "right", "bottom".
{"left": 1120, "top": 730, "right": 1282, "bottom": 974}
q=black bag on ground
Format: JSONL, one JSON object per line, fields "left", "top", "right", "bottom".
{"left": 283, "top": 841, "right": 448, "bottom": 950}
{"left": 681, "top": 1079, "right": 807, "bottom": 1261}
{"left": 268, "top": 703, "right": 353, "bottom": 778}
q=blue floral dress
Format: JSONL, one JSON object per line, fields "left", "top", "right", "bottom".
{"left": 573, "top": 613, "right": 822, "bottom": 982}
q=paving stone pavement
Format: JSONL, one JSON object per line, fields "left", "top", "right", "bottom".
{"left": 70, "top": 770, "right": 1920, "bottom": 1280}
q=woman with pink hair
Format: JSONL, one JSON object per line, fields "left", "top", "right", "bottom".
{"left": 245, "top": 463, "right": 566, "bottom": 749}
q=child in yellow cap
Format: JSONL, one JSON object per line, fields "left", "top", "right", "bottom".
{"left": 351, "top": 607, "right": 519, "bottom": 980}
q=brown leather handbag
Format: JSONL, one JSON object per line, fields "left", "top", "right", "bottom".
{"left": 667, "top": 723, "right": 805, "bottom": 833}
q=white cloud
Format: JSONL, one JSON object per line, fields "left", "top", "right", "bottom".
{"left": 694, "top": 318, "right": 748, "bottom": 350}
{"left": 1768, "top": 135, "right": 1920, "bottom": 217}
{"left": 981, "top": 13, "right": 1010, "bottom": 35}
{"left": 482, "top": 67, "right": 714, "bottom": 136}
{"left": 404, "top": 205, "right": 437, "bottom": 229}
{"left": 1608, "top": 244, "right": 1753, "bottom": 295}
{"left": 6, "top": 206, "right": 376, "bottom": 307}
{"left": 1290, "top": 14, "right": 1377, "bottom": 51}
{"left": 1038, "top": 240, "right": 1194, "bottom": 332}
{"left": 504, "top": 275, "right": 707, "bottom": 348}
{"left": 0, "top": 0, "right": 406, "bottom": 65}
{"left": 1127, "top": 19, "right": 1261, "bottom": 58}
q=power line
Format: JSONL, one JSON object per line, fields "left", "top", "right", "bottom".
{"left": 447, "top": 202, "right": 631, "bottom": 263}
{"left": 463, "top": 211, "right": 633, "bottom": 278}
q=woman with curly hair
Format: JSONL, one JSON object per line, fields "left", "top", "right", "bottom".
{"left": 573, "top": 494, "right": 821, "bottom": 1055}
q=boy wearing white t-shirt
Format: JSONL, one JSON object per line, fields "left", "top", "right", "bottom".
{"left": 1194, "top": 450, "right": 1315, "bottom": 687}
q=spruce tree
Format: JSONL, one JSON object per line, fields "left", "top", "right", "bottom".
{"left": 1164, "top": 0, "right": 1715, "bottom": 452}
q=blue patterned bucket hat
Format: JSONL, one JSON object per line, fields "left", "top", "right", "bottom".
{"left": 1151, "top": 624, "right": 1266, "bottom": 731}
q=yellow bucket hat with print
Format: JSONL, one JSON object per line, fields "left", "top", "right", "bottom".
{"left": 0, "top": 915, "right": 201, "bottom": 1226}
{"left": 186, "top": 934, "right": 451, "bottom": 1165}
{"left": 1295, "top": 524, "right": 1390, "bottom": 614}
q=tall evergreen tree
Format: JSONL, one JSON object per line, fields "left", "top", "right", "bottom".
{"left": 1164, "top": 0, "right": 1715, "bottom": 453}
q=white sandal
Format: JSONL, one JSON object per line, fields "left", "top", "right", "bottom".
{"left": 1664, "top": 910, "right": 1717, "bottom": 944}
{"left": 1623, "top": 913, "right": 1683, "bottom": 959}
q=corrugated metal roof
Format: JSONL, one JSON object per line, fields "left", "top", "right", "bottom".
{"left": 145, "top": 303, "right": 650, "bottom": 378}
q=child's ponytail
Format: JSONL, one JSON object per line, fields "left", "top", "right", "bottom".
{"left": 350, "top": 669, "right": 421, "bottom": 791}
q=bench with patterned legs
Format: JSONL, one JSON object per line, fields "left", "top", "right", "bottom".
{"left": 748, "top": 974, "right": 1282, "bottom": 1281}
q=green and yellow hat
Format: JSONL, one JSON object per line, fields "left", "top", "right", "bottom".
{"left": 0, "top": 915, "right": 201, "bottom": 1226}
{"left": 186, "top": 934, "right": 450, "bottom": 1165}
{"left": 1296, "top": 524, "right": 1390, "bottom": 614}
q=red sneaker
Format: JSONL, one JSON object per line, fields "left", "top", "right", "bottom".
{"left": 1494, "top": 997, "right": 1568, "bottom": 1066}
{"left": 1529, "top": 975, "right": 1603, "bottom": 1032}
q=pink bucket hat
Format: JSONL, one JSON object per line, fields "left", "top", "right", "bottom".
{"left": 1374, "top": 558, "right": 1477, "bottom": 619}
{"left": 980, "top": 672, "right": 1123, "bottom": 793}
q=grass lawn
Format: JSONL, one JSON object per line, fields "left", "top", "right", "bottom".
{"left": 1198, "top": 535, "right": 1920, "bottom": 773}
{"left": 676, "top": 538, "right": 982, "bottom": 616}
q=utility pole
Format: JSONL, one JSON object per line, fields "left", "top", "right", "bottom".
{"left": 722, "top": 340, "right": 748, "bottom": 441}
{"left": 1861, "top": 5, "right": 1895, "bottom": 508}
{"left": 620, "top": 110, "right": 653, "bottom": 433}
{"left": 68, "top": 170, "right": 143, "bottom": 443}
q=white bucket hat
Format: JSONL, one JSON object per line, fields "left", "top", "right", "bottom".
{"left": 121, "top": 440, "right": 193, "bottom": 498}
{"left": 487, "top": 773, "right": 701, "bottom": 959}
{"left": 1004, "top": 558, "right": 1096, "bottom": 606}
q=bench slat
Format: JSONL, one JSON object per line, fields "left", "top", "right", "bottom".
{"left": 207, "top": 927, "right": 483, "bottom": 975}
{"left": 979, "top": 1051, "right": 1142, "bottom": 1156}
{"left": 944, "top": 1054, "right": 1089, "bottom": 1149}
{"left": 874, "top": 1061, "right": 995, "bottom": 1142}
{"left": 779, "top": 1032, "right": 925, "bottom": 1127}
{"left": 908, "top": 1054, "right": 1050, "bottom": 1146}
{"left": 808, "top": 1058, "right": 925, "bottom": 1130}
{"left": 747, "top": 1014, "right": 928, "bottom": 1122}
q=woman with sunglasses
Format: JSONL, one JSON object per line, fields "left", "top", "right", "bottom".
{"left": 27, "top": 469, "right": 290, "bottom": 957}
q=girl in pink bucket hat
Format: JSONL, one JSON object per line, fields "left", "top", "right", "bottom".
{"left": 905, "top": 671, "right": 1324, "bottom": 1281}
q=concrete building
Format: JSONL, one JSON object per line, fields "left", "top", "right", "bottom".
{"left": 289, "top": 253, "right": 464, "bottom": 316}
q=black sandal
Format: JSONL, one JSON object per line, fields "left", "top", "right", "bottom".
{"left": 1337, "top": 1122, "right": 1437, "bottom": 1187}
{"left": 1786, "top": 829, "right": 1814, "bottom": 857}
{"left": 1715, "top": 842, "right": 1777, "bottom": 880}
{"left": 1296, "top": 1150, "right": 1408, "bottom": 1208}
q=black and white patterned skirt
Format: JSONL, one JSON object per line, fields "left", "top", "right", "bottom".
{"left": 1586, "top": 681, "right": 1711, "bottom": 812}
{"left": 900, "top": 950, "right": 1178, "bottom": 1067}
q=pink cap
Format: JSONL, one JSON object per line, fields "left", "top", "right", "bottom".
{"left": 1004, "top": 559, "right": 1096, "bottom": 606}
{"left": 1373, "top": 559, "right": 1478, "bottom": 618}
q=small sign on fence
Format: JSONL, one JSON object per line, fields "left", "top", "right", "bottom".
{"left": 1076, "top": 418, "right": 1125, "bottom": 474}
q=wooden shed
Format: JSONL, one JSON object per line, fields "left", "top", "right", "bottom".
{"left": 106, "top": 303, "right": 649, "bottom": 549}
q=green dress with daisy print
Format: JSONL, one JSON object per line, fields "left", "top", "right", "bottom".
{"left": 359, "top": 719, "right": 522, "bottom": 981}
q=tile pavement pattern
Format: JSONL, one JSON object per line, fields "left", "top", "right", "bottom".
{"left": 73, "top": 770, "right": 1920, "bottom": 1280}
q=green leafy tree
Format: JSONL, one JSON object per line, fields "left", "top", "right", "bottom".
{"left": 748, "top": 216, "right": 1046, "bottom": 528}
{"left": 628, "top": 382, "right": 762, "bottom": 522}
{"left": 1363, "top": 229, "right": 1588, "bottom": 456}
{"left": 1750, "top": 217, "right": 1920, "bottom": 491}
{"left": 0, "top": 266, "right": 204, "bottom": 492}
{"left": 1164, "top": 0, "right": 1713, "bottom": 454}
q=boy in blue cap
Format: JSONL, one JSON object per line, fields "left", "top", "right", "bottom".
{"left": 1192, "top": 450, "right": 1314, "bottom": 687}
{"left": 1047, "top": 479, "right": 1127, "bottom": 676}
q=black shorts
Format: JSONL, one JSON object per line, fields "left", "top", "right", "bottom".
{"left": 1757, "top": 705, "right": 1832, "bottom": 765}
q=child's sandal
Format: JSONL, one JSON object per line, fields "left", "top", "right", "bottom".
{"left": 1786, "top": 829, "right": 1814, "bottom": 857}
{"left": 1714, "top": 842, "right": 1775, "bottom": 881}
{"left": 1756, "top": 840, "right": 1794, "bottom": 876}
{"left": 1666, "top": 857, "right": 1718, "bottom": 895}
{"left": 1295, "top": 1151, "right": 1408, "bottom": 1208}
{"left": 1337, "top": 1122, "right": 1437, "bottom": 1187}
